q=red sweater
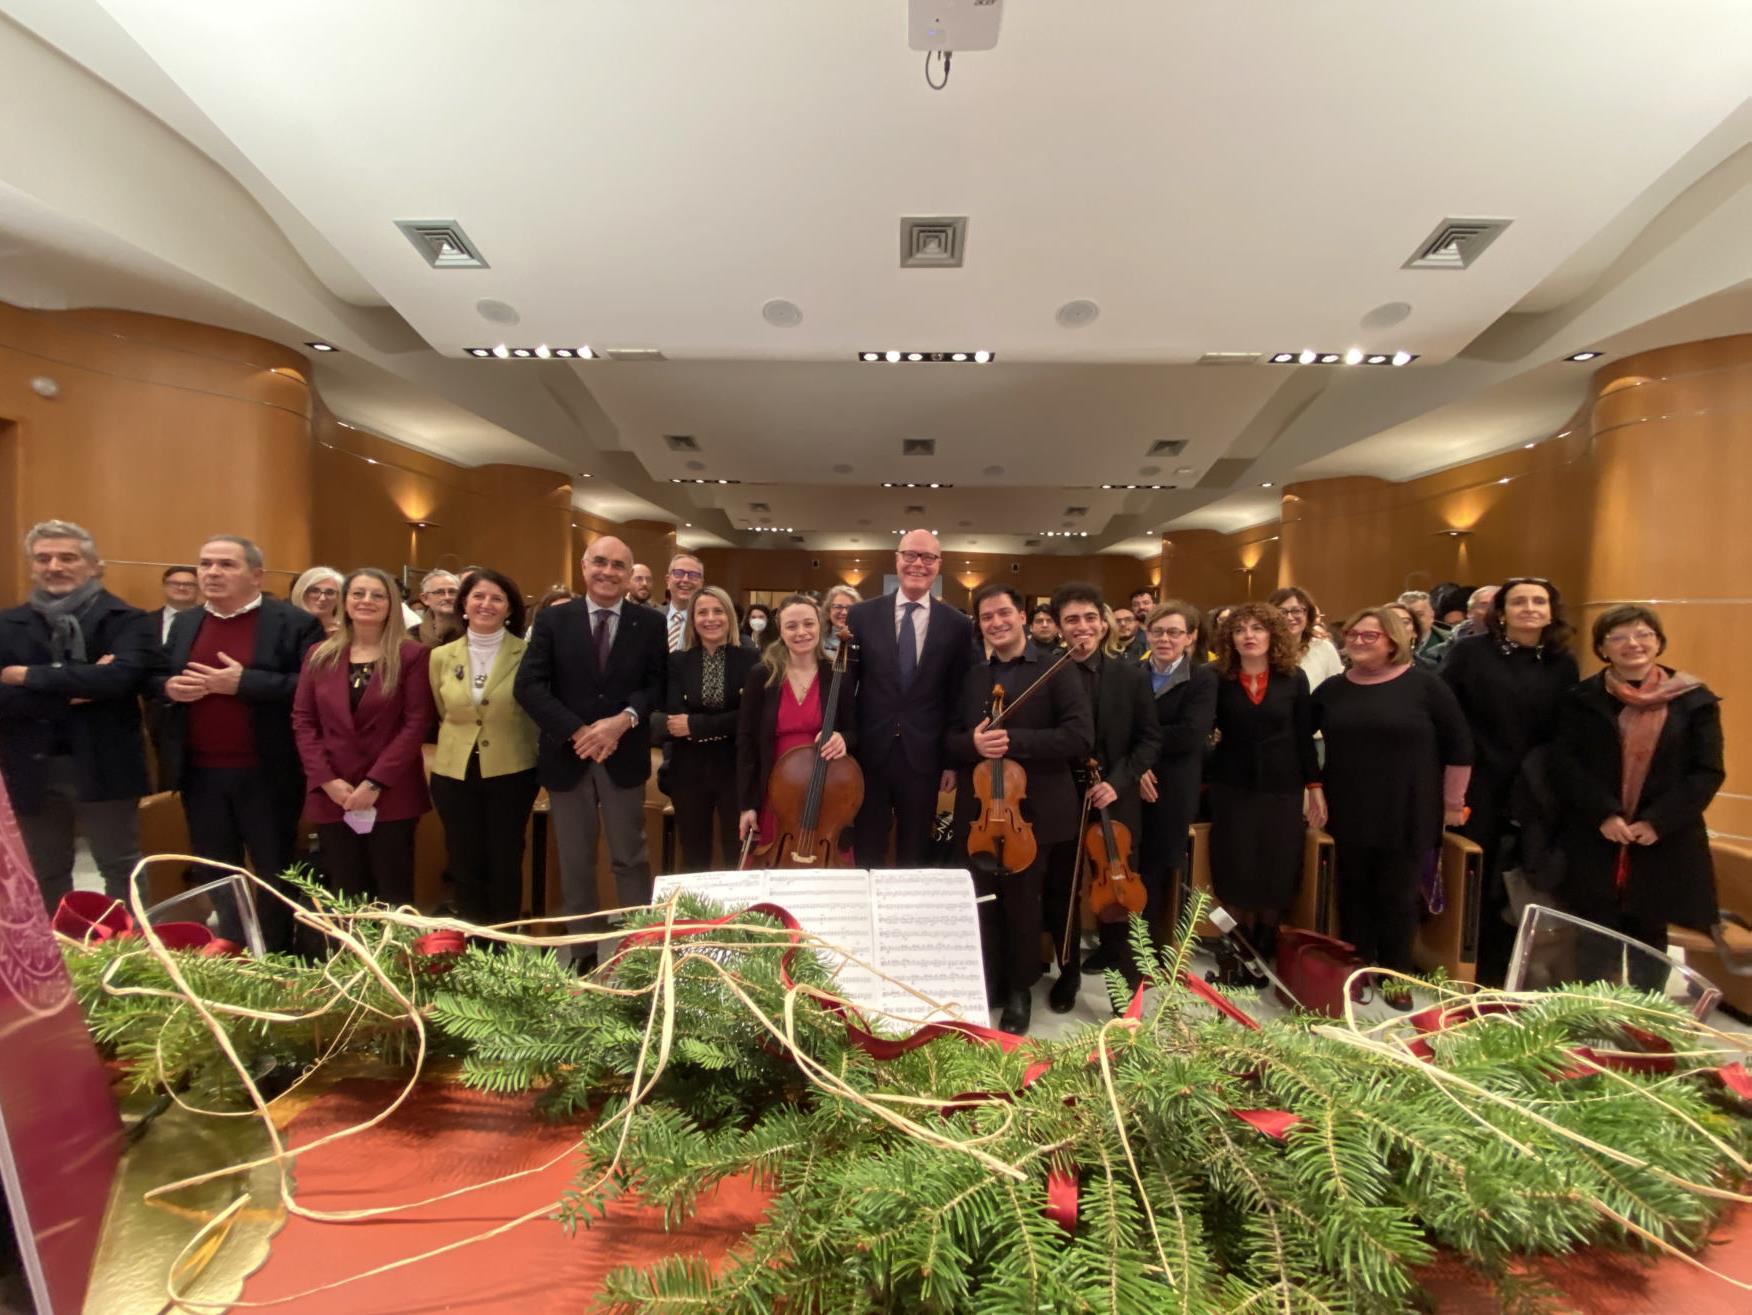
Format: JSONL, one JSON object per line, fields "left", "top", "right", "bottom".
{"left": 186, "top": 611, "right": 260, "bottom": 769}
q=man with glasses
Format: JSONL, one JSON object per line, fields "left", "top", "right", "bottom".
{"left": 846, "top": 528, "right": 973, "bottom": 868}
{"left": 662, "top": 554, "right": 705, "bottom": 653}
{"left": 415, "top": 570, "right": 462, "bottom": 648}
{"left": 516, "top": 536, "right": 666, "bottom": 965}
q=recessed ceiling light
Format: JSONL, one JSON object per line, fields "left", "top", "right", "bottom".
{"left": 951, "top": 352, "right": 968, "bottom": 361}
{"left": 1270, "top": 353, "right": 1295, "bottom": 363}
{"left": 1391, "top": 350, "right": 1413, "bottom": 367}
{"left": 861, "top": 352, "right": 880, "bottom": 361}
{"left": 511, "top": 348, "right": 533, "bottom": 357}
{"left": 1297, "top": 349, "right": 1317, "bottom": 365}
{"left": 578, "top": 345, "right": 594, "bottom": 359}
{"left": 906, "top": 352, "right": 923, "bottom": 361}
{"left": 306, "top": 341, "right": 337, "bottom": 352}
{"left": 885, "top": 350, "right": 901, "bottom": 362}
{"left": 1366, "top": 354, "right": 1388, "bottom": 365}
{"left": 553, "top": 348, "right": 575, "bottom": 358}
{"left": 972, "top": 350, "right": 992, "bottom": 363}
{"left": 1498, "top": 477, "right": 1511, "bottom": 485}
{"left": 534, "top": 344, "right": 551, "bottom": 358}
{"left": 492, "top": 344, "right": 510, "bottom": 358}
{"left": 1524, "top": 442, "right": 1537, "bottom": 449}
{"left": 1318, "top": 354, "right": 1339, "bottom": 364}
{"left": 1261, "top": 481, "right": 1274, "bottom": 488}
{"left": 467, "top": 348, "right": 491, "bottom": 357}
{"left": 1343, "top": 348, "right": 1364, "bottom": 365}
{"left": 1566, "top": 350, "right": 1602, "bottom": 362}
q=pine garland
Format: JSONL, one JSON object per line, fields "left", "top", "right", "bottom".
{"left": 62, "top": 884, "right": 1752, "bottom": 1314}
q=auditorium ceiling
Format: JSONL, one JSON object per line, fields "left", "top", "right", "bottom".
{"left": 2, "top": 1, "right": 1750, "bottom": 555}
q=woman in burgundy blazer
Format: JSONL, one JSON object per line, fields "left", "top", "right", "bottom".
{"left": 292, "top": 568, "right": 434, "bottom": 906}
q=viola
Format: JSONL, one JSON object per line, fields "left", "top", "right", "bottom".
{"left": 966, "top": 684, "right": 1037, "bottom": 877}
{"left": 762, "top": 642, "right": 864, "bottom": 868}
{"left": 1082, "top": 759, "right": 1145, "bottom": 923}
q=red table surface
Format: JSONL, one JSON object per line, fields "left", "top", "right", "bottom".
{"left": 241, "top": 1078, "right": 1752, "bottom": 1313}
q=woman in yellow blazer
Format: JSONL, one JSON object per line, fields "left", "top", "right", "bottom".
{"left": 429, "top": 569, "right": 540, "bottom": 926}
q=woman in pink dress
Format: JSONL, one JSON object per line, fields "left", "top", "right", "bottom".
{"left": 736, "top": 594, "right": 857, "bottom": 850}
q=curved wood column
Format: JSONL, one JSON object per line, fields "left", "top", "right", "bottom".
{"left": 1584, "top": 333, "right": 1752, "bottom": 840}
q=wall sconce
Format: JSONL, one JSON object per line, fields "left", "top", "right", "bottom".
{"left": 1433, "top": 529, "right": 1471, "bottom": 538}
{"left": 406, "top": 520, "right": 442, "bottom": 531}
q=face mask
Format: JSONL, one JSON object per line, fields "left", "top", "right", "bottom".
{"left": 749, "top": 617, "right": 767, "bottom": 633}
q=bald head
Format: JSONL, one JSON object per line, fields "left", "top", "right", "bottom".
{"left": 895, "top": 528, "right": 942, "bottom": 602}
{"left": 582, "top": 536, "right": 632, "bottom": 607}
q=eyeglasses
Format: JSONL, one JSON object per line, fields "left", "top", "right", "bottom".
{"left": 668, "top": 568, "right": 704, "bottom": 582}
{"left": 1603, "top": 629, "right": 1660, "bottom": 646}
{"left": 1346, "top": 629, "right": 1385, "bottom": 645}
{"left": 306, "top": 587, "right": 339, "bottom": 599}
{"left": 1148, "top": 627, "right": 1190, "bottom": 640}
{"left": 586, "top": 555, "right": 630, "bottom": 571}
{"left": 1277, "top": 605, "right": 1307, "bottom": 617}
{"left": 898, "top": 550, "right": 941, "bottom": 565}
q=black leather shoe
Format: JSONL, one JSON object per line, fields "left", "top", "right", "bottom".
{"left": 1081, "top": 946, "right": 1116, "bottom": 973}
{"left": 999, "top": 989, "right": 1032, "bottom": 1034}
{"left": 1048, "top": 966, "right": 1080, "bottom": 1013}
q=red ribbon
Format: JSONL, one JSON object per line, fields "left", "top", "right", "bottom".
{"left": 1717, "top": 1062, "right": 1752, "bottom": 1100}
{"left": 413, "top": 929, "right": 467, "bottom": 972}
{"left": 53, "top": 890, "right": 242, "bottom": 957}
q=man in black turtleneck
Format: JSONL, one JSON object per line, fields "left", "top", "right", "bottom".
{"left": 0, "top": 519, "right": 157, "bottom": 911}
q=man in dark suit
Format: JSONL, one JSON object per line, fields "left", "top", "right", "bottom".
{"left": 846, "top": 528, "right": 974, "bottom": 868}
{"left": 515, "top": 536, "right": 666, "bottom": 963}
{"left": 152, "top": 535, "right": 323, "bottom": 950}
{"left": 1046, "top": 582, "right": 1162, "bottom": 1010}
{"left": 0, "top": 520, "right": 158, "bottom": 912}
{"left": 154, "top": 564, "right": 200, "bottom": 643}
{"left": 946, "top": 584, "right": 1091, "bottom": 1033}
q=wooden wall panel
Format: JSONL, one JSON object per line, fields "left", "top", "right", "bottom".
{"left": 1159, "top": 526, "right": 1282, "bottom": 612}
{"left": 0, "top": 302, "right": 313, "bottom": 605}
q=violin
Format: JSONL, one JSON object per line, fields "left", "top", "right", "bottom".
{"left": 1081, "top": 759, "right": 1146, "bottom": 923}
{"left": 761, "top": 642, "right": 864, "bottom": 868}
{"left": 966, "top": 684, "right": 1037, "bottom": 877}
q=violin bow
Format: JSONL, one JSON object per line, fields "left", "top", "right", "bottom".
{"left": 988, "top": 646, "right": 1077, "bottom": 731}
{"left": 1058, "top": 781, "right": 1097, "bottom": 965}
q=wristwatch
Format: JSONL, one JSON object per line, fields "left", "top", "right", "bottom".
{"left": 625, "top": 708, "right": 638, "bottom": 729}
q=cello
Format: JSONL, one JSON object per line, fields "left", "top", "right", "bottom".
{"left": 761, "top": 642, "right": 863, "bottom": 867}
{"left": 965, "top": 684, "right": 1036, "bottom": 877}
{"left": 1081, "top": 760, "right": 1146, "bottom": 924}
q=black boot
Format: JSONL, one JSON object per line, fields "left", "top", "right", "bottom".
{"left": 999, "top": 988, "right": 1032, "bottom": 1034}
{"left": 1081, "top": 945, "right": 1116, "bottom": 973}
{"left": 1048, "top": 963, "right": 1081, "bottom": 1013}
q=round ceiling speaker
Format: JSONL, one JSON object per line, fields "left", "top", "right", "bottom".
{"left": 1360, "top": 300, "right": 1412, "bottom": 329}
{"left": 1055, "top": 299, "right": 1100, "bottom": 328}
{"left": 762, "top": 298, "right": 803, "bottom": 327}
{"left": 475, "top": 298, "right": 521, "bottom": 325}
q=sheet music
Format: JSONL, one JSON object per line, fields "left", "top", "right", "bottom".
{"left": 649, "top": 868, "right": 989, "bottom": 1024}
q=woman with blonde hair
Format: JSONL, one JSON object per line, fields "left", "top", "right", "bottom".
{"left": 292, "top": 565, "right": 344, "bottom": 634}
{"left": 822, "top": 584, "right": 862, "bottom": 655}
{"left": 1204, "top": 600, "right": 1323, "bottom": 982}
{"left": 735, "top": 593, "right": 857, "bottom": 849}
{"left": 292, "top": 567, "right": 433, "bottom": 904}
{"left": 657, "top": 584, "right": 758, "bottom": 870}
{"left": 1314, "top": 606, "right": 1472, "bottom": 998}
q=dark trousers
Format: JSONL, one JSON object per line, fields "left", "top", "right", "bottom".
{"left": 1043, "top": 839, "right": 1083, "bottom": 968}
{"left": 1336, "top": 843, "right": 1422, "bottom": 974}
{"left": 1462, "top": 792, "right": 1517, "bottom": 987}
{"left": 181, "top": 764, "right": 306, "bottom": 951}
{"left": 973, "top": 850, "right": 1047, "bottom": 999}
{"left": 671, "top": 769, "right": 740, "bottom": 873}
{"left": 853, "top": 751, "right": 939, "bottom": 868}
{"left": 430, "top": 758, "right": 539, "bottom": 925}
{"left": 1574, "top": 906, "right": 1672, "bottom": 993}
{"left": 315, "top": 817, "right": 418, "bottom": 908}
{"left": 15, "top": 756, "right": 141, "bottom": 912}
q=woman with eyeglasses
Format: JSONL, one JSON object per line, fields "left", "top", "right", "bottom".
{"left": 1549, "top": 606, "right": 1723, "bottom": 988}
{"left": 1137, "top": 601, "right": 1218, "bottom": 944}
{"left": 657, "top": 585, "right": 758, "bottom": 870}
{"left": 822, "top": 585, "right": 861, "bottom": 657}
{"left": 1439, "top": 575, "right": 1580, "bottom": 984}
{"left": 292, "top": 566, "right": 344, "bottom": 635}
{"left": 1204, "top": 601, "right": 1324, "bottom": 984}
{"left": 1315, "top": 607, "right": 1472, "bottom": 1002}
{"left": 1267, "top": 586, "right": 1343, "bottom": 691}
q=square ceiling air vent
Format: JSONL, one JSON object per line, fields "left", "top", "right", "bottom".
{"left": 1064, "top": 506, "right": 1088, "bottom": 517}
{"left": 902, "top": 438, "right": 936, "bottom": 456}
{"left": 664, "top": 434, "right": 700, "bottom": 451}
{"left": 1404, "top": 217, "right": 1513, "bottom": 270}
{"left": 1148, "top": 439, "right": 1188, "bottom": 456}
{"left": 900, "top": 216, "right": 967, "bottom": 269}
{"left": 749, "top": 501, "right": 770, "bottom": 513}
{"left": 394, "top": 220, "right": 488, "bottom": 269}
{"left": 904, "top": 504, "right": 926, "bottom": 515}
{"left": 602, "top": 348, "right": 668, "bottom": 362}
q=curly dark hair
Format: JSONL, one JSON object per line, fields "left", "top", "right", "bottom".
{"left": 1486, "top": 577, "right": 1574, "bottom": 656}
{"left": 1213, "top": 600, "right": 1300, "bottom": 678}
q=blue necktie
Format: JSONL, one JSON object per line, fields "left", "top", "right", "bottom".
{"left": 897, "top": 602, "right": 921, "bottom": 690}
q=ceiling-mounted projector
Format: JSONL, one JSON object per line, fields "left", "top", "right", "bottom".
{"left": 909, "top": 0, "right": 1003, "bottom": 52}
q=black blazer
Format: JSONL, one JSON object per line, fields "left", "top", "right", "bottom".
{"left": 1206, "top": 667, "right": 1320, "bottom": 794}
{"left": 0, "top": 591, "right": 157, "bottom": 810}
{"left": 846, "top": 593, "right": 974, "bottom": 773}
{"left": 735, "top": 659, "right": 858, "bottom": 813}
{"left": 1139, "top": 661, "right": 1218, "bottom": 868}
{"left": 945, "top": 645, "right": 1093, "bottom": 847}
{"left": 654, "top": 643, "right": 759, "bottom": 788}
{"left": 151, "top": 598, "right": 324, "bottom": 790}
{"left": 1073, "top": 651, "right": 1162, "bottom": 840}
{"left": 514, "top": 597, "right": 667, "bottom": 791}
{"left": 1549, "top": 670, "right": 1724, "bottom": 932}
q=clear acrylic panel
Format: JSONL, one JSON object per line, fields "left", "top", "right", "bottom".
{"left": 1506, "top": 903, "right": 1722, "bottom": 1021}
